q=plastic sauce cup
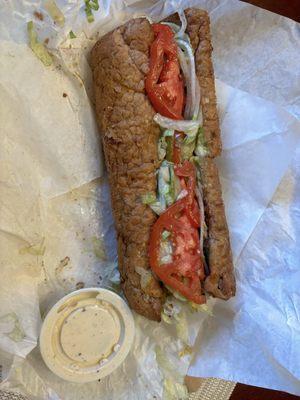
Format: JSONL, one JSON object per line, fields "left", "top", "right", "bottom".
{"left": 39, "top": 288, "right": 135, "bottom": 383}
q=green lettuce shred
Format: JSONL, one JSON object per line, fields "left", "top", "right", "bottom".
{"left": 195, "top": 126, "right": 208, "bottom": 157}
{"left": 141, "top": 192, "right": 157, "bottom": 205}
{"left": 19, "top": 237, "right": 46, "bottom": 256}
{"left": 158, "top": 129, "right": 174, "bottom": 161}
{"left": 0, "top": 313, "right": 25, "bottom": 342}
{"left": 27, "top": 21, "right": 52, "bottom": 66}
{"left": 163, "top": 379, "right": 189, "bottom": 400}
{"left": 158, "top": 136, "right": 167, "bottom": 160}
{"left": 174, "top": 311, "right": 189, "bottom": 345}
{"left": 69, "top": 30, "right": 77, "bottom": 39}
{"left": 161, "top": 230, "right": 171, "bottom": 240}
{"left": 84, "top": 0, "right": 99, "bottom": 23}
{"left": 181, "top": 126, "right": 208, "bottom": 160}
{"left": 188, "top": 302, "right": 214, "bottom": 316}
{"left": 155, "top": 346, "right": 182, "bottom": 382}
{"left": 45, "top": 0, "right": 65, "bottom": 27}
{"left": 91, "top": 236, "right": 107, "bottom": 261}
{"left": 178, "top": 345, "right": 193, "bottom": 358}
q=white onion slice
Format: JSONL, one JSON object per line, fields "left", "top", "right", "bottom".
{"left": 154, "top": 113, "right": 201, "bottom": 132}
{"left": 176, "top": 11, "right": 187, "bottom": 38}
{"left": 177, "top": 39, "right": 201, "bottom": 120}
{"left": 178, "top": 48, "right": 192, "bottom": 118}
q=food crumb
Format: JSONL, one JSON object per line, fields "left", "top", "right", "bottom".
{"left": 63, "top": 92, "right": 68, "bottom": 98}
{"left": 44, "top": 38, "right": 49, "bottom": 45}
{"left": 76, "top": 282, "right": 85, "bottom": 290}
{"left": 34, "top": 11, "right": 44, "bottom": 21}
{"left": 82, "top": 308, "right": 86, "bottom": 312}
{"left": 60, "top": 256, "right": 70, "bottom": 267}
{"left": 98, "top": 379, "right": 101, "bottom": 382}
{"left": 78, "top": 352, "right": 82, "bottom": 356}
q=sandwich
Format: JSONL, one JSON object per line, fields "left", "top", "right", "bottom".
{"left": 90, "top": 8, "right": 236, "bottom": 321}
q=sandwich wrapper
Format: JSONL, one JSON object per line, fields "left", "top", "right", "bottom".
{"left": 0, "top": 0, "right": 300, "bottom": 398}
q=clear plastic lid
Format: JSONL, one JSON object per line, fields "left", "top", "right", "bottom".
{"left": 39, "top": 288, "right": 135, "bottom": 383}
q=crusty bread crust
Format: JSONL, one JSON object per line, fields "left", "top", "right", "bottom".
{"left": 91, "top": 18, "right": 164, "bottom": 321}
{"left": 91, "top": 9, "right": 235, "bottom": 321}
{"left": 166, "top": 9, "right": 235, "bottom": 299}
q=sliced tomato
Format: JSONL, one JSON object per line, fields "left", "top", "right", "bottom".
{"left": 149, "top": 198, "right": 205, "bottom": 304}
{"left": 145, "top": 24, "right": 184, "bottom": 120}
{"left": 186, "top": 199, "right": 200, "bottom": 228}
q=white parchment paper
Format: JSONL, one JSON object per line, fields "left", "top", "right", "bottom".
{"left": 0, "top": 0, "right": 300, "bottom": 397}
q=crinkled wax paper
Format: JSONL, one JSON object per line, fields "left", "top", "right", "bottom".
{"left": 0, "top": 0, "right": 300, "bottom": 398}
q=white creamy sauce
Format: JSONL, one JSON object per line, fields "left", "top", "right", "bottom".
{"left": 51, "top": 295, "right": 121, "bottom": 371}
{"left": 60, "top": 304, "right": 120, "bottom": 364}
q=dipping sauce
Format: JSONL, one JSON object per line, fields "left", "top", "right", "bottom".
{"left": 40, "top": 288, "right": 135, "bottom": 383}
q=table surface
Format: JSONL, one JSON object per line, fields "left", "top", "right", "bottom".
{"left": 186, "top": 0, "right": 299, "bottom": 397}
{"left": 242, "top": 0, "right": 300, "bottom": 22}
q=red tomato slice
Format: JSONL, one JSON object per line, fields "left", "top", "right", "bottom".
{"left": 149, "top": 198, "right": 205, "bottom": 304}
{"left": 145, "top": 24, "right": 184, "bottom": 120}
{"left": 185, "top": 199, "right": 200, "bottom": 228}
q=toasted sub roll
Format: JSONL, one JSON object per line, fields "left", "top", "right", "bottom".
{"left": 91, "top": 8, "right": 235, "bottom": 321}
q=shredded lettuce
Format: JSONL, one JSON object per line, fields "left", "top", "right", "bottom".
{"left": 162, "top": 298, "right": 181, "bottom": 319}
{"left": 174, "top": 311, "right": 189, "bottom": 345}
{"left": 163, "top": 379, "right": 189, "bottom": 400}
{"left": 181, "top": 126, "right": 208, "bottom": 160}
{"left": 142, "top": 160, "right": 181, "bottom": 214}
{"left": 149, "top": 201, "right": 165, "bottom": 215}
{"left": 188, "top": 302, "right": 214, "bottom": 316}
{"left": 69, "top": 30, "right": 77, "bottom": 39}
{"left": 19, "top": 237, "right": 46, "bottom": 256}
{"left": 160, "top": 240, "right": 173, "bottom": 264}
{"left": 158, "top": 129, "right": 174, "bottom": 160}
{"left": 45, "top": 0, "right": 65, "bottom": 27}
{"left": 165, "top": 166, "right": 175, "bottom": 206}
{"left": 166, "top": 286, "right": 187, "bottom": 302}
{"left": 142, "top": 192, "right": 157, "bottom": 205}
{"left": 158, "top": 136, "right": 167, "bottom": 160}
{"left": 102, "top": 262, "right": 122, "bottom": 294}
{"left": 178, "top": 345, "right": 193, "bottom": 358}
{"left": 91, "top": 236, "right": 107, "bottom": 260}
{"left": 84, "top": 0, "right": 99, "bottom": 23}
{"left": 195, "top": 126, "right": 208, "bottom": 157}
{"left": 141, "top": 192, "right": 164, "bottom": 215}
{"left": 161, "top": 230, "right": 171, "bottom": 240}
{"left": 159, "top": 161, "right": 181, "bottom": 208}
{"left": 27, "top": 21, "right": 52, "bottom": 66}
{"left": 155, "top": 346, "right": 182, "bottom": 382}
{"left": 161, "top": 312, "right": 173, "bottom": 324}
{"left": 162, "top": 299, "right": 190, "bottom": 345}
{"left": 0, "top": 313, "right": 25, "bottom": 342}
{"left": 181, "top": 136, "right": 196, "bottom": 160}
{"left": 156, "top": 344, "right": 189, "bottom": 399}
